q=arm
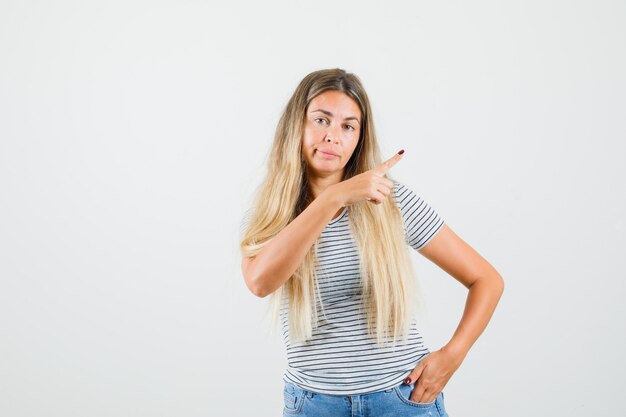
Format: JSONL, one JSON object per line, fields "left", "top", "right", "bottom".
{"left": 242, "top": 151, "right": 405, "bottom": 298}
{"left": 419, "top": 223, "right": 504, "bottom": 360}
{"left": 404, "top": 223, "right": 505, "bottom": 402}
{"left": 242, "top": 190, "right": 343, "bottom": 298}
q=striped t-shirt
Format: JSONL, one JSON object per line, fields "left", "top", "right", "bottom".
{"left": 240, "top": 181, "right": 445, "bottom": 395}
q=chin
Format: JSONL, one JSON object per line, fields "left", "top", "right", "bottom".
{"left": 308, "top": 164, "right": 345, "bottom": 177}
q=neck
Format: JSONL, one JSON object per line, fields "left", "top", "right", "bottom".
{"left": 308, "top": 170, "right": 344, "bottom": 199}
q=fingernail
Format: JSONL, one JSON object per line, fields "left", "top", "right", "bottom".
{"left": 404, "top": 377, "right": 411, "bottom": 384}
{"left": 398, "top": 149, "right": 405, "bottom": 155}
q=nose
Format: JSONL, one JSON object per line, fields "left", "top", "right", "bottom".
{"left": 324, "top": 127, "right": 341, "bottom": 143}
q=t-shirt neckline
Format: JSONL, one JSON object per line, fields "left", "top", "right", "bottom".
{"left": 328, "top": 206, "right": 348, "bottom": 226}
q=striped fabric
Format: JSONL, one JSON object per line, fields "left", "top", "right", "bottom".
{"left": 240, "top": 181, "right": 445, "bottom": 395}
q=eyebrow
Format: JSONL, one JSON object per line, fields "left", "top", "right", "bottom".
{"left": 310, "top": 109, "right": 360, "bottom": 125}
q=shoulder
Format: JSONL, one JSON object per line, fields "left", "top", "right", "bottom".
{"left": 391, "top": 181, "right": 419, "bottom": 210}
{"left": 391, "top": 180, "right": 443, "bottom": 220}
{"left": 391, "top": 181, "right": 445, "bottom": 250}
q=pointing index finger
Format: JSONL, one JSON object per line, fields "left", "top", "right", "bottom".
{"left": 374, "top": 149, "right": 405, "bottom": 176}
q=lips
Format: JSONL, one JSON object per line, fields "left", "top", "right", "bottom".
{"left": 316, "top": 148, "right": 339, "bottom": 157}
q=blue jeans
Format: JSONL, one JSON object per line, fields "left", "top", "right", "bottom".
{"left": 283, "top": 380, "right": 449, "bottom": 417}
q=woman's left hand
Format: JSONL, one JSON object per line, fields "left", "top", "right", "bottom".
{"left": 404, "top": 346, "right": 466, "bottom": 403}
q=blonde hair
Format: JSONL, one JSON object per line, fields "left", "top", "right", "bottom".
{"left": 239, "top": 68, "right": 426, "bottom": 349}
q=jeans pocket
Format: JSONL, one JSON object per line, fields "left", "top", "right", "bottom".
{"left": 283, "top": 382, "right": 306, "bottom": 414}
{"left": 393, "top": 383, "right": 438, "bottom": 408}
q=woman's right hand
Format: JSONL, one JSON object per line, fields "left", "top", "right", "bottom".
{"left": 328, "top": 150, "right": 405, "bottom": 206}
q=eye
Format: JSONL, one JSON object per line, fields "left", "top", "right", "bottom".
{"left": 314, "top": 118, "right": 328, "bottom": 125}
{"left": 344, "top": 124, "right": 355, "bottom": 131}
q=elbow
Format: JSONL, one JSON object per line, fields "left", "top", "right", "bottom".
{"left": 251, "top": 284, "right": 270, "bottom": 298}
{"left": 242, "top": 258, "right": 280, "bottom": 298}
{"left": 472, "top": 273, "right": 504, "bottom": 296}
{"left": 244, "top": 273, "right": 270, "bottom": 298}
{"left": 242, "top": 257, "right": 268, "bottom": 298}
{"left": 495, "top": 274, "right": 505, "bottom": 297}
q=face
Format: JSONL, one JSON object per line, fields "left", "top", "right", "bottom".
{"left": 301, "top": 90, "right": 362, "bottom": 180}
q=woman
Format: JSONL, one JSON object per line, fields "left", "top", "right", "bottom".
{"left": 239, "top": 68, "right": 504, "bottom": 417}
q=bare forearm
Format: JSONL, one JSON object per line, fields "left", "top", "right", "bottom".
{"left": 248, "top": 190, "right": 342, "bottom": 297}
{"left": 442, "top": 274, "right": 504, "bottom": 360}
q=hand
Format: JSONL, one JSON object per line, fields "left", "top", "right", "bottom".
{"left": 403, "top": 346, "right": 465, "bottom": 403}
{"left": 329, "top": 150, "right": 405, "bottom": 207}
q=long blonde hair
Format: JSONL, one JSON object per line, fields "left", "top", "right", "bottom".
{"left": 240, "top": 68, "right": 425, "bottom": 349}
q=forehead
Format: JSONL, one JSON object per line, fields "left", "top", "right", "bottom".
{"left": 308, "top": 91, "right": 361, "bottom": 116}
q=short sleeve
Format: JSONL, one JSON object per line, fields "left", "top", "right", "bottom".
{"left": 393, "top": 182, "right": 445, "bottom": 250}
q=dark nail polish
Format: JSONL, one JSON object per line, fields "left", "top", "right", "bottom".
{"left": 398, "top": 149, "right": 405, "bottom": 155}
{"left": 404, "top": 377, "right": 411, "bottom": 384}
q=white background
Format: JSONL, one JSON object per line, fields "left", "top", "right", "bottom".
{"left": 1, "top": 1, "right": 624, "bottom": 416}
